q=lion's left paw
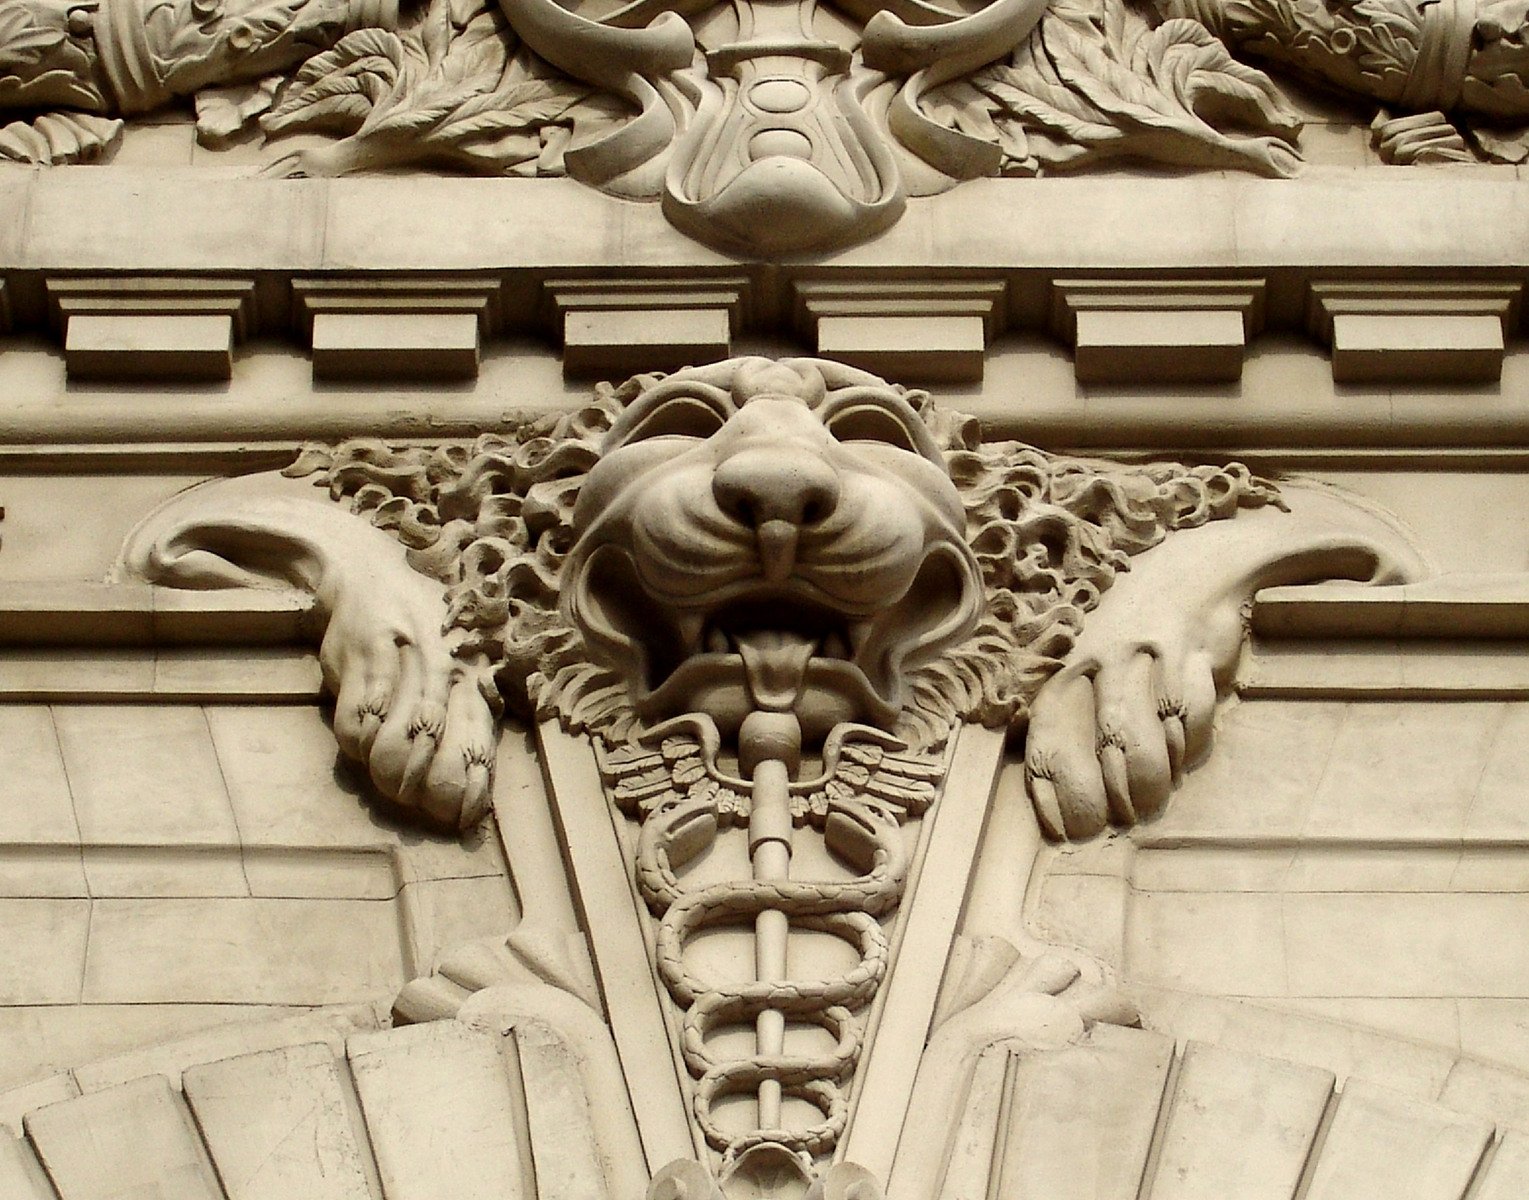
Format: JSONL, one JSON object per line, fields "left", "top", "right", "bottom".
{"left": 1024, "top": 639, "right": 1220, "bottom": 840}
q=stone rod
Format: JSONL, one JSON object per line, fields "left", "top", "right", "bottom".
{"left": 738, "top": 708, "right": 803, "bottom": 1134}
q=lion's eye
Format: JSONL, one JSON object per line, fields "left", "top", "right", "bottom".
{"left": 826, "top": 405, "right": 919, "bottom": 452}
{"left": 622, "top": 398, "right": 726, "bottom": 444}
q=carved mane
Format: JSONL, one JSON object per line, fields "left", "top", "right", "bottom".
{"left": 286, "top": 361, "right": 1281, "bottom": 746}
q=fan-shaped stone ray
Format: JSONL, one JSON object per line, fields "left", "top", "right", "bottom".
{"left": 183, "top": 1042, "right": 378, "bottom": 1200}
{"left": 0, "top": 1130, "right": 56, "bottom": 1200}
{"left": 930, "top": 1029, "right": 1529, "bottom": 1200}
{"left": 12, "top": 1001, "right": 1529, "bottom": 1198}
{"left": 6, "top": 1020, "right": 613, "bottom": 1200}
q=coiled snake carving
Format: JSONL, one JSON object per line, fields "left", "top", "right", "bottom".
{"left": 602, "top": 724, "right": 945, "bottom": 1166}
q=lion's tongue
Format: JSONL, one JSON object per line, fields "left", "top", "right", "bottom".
{"left": 734, "top": 629, "right": 818, "bottom": 712}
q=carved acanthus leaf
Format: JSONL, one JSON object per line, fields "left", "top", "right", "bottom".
{"left": 261, "top": 0, "right": 605, "bottom": 176}
{"left": 194, "top": 75, "right": 281, "bottom": 146}
{"left": 0, "top": 1, "right": 105, "bottom": 111}
{"left": 960, "top": 0, "right": 1301, "bottom": 177}
{"left": 0, "top": 109, "right": 120, "bottom": 162}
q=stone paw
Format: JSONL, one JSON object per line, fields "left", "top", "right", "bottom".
{"left": 323, "top": 576, "right": 498, "bottom": 832}
{"left": 1024, "top": 637, "right": 1220, "bottom": 841}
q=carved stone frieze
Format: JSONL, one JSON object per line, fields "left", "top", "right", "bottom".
{"left": 9, "top": 0, "right": 1529, "bottom": 251}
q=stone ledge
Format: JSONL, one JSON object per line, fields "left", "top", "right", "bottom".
{"left": 1253, "top": 579, "right": 1529, "bottom": 639}
{"left": 0, "top": 584, "right": 312, "bottom": 646}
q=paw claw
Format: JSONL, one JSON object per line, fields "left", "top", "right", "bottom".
{"left": 1098, "top": 737, "right": 1136, "bottom": 826}
{"left": 1026, "top": 764, "right": 1067, "bottom": 840}
{"left": 459, "top": 761, "right": 492, "bottom": 830}
{"left": 399, "top": 730, "right": 439, "bottom": 804}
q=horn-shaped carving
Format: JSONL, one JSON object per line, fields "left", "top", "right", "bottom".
{"left": 862, "top": 0, "right": 1049, "bottom": 178}
{"left": 497, "top": 0, "right": 696, "bottom": 192}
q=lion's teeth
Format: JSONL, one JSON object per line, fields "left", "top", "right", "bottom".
{"left": 821, "top": 629, "right": 851, "bottom": 660}
{"left": 674, "top": 612, "right": 705, "bottom": 649}
{"left": 847, "top": 622, "right": 873, "bottom": 657}
{"left": 706, "top": 626, "right": 730, "bottom": 654}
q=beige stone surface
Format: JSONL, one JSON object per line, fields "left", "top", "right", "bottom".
{"left": 1474, "top": 1131, "right": 1529, "bottom": 1200}
{"left": 347, "top": 1024, "right": 532, "bottom": 1199}
{"left": 26, "top": 1074, "right": 225, "bottom": 1200}
{"left": 310, "top": 312, "right": 481, "bottom": 382}
{"left": 1303, "top": 1082, "right": 1491, "bottom": 1200}
{"left": 995, "top": 1026, "right": 1173, "bottom": 1199}
{"left": 0, "top": 1131, "right": 53, "bottom": 1200}
{"left": 1148, "top": 1042, "right": 1333, "bottom": 1200}
{"left": 183, "top": 1043, "right": 375, "bottom": 1200}
{"left": 82, "top": 896, "right": 406, "bottom": 1005}
{"left": 65, "top": 313, "right": 236, "bottom": 382}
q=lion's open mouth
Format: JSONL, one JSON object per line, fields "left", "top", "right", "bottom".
{"left": 699, "top": 597, "right": 862, "bottom": 665}
{"left": 569, "top": 543, "right": 977, "bottom": 735}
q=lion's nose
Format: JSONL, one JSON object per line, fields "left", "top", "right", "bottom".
{"left": 713, "top": 448, "right": 840, "bottom": 582}
{"left": 713, "top": 447, "right": 840, "bottom": 529}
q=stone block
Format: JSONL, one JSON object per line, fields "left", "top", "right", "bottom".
{"left": 0, "top": 583, "right": 153, "bottom": 646}
{"left": 793, "top": 279, "right": 1005, "bottom": 383}
{"left": 1148, "top": 700, "right": 1344, "bottom": 838}
{"left": 311, "top": 312, "right": 479, "bottom": 380}
{"left": 995, "top": 1026, "right": 1173, "bottom": 1200}
{"left": 184, "top": 1043, "right": 374, "bottom": 1200}
{"left": 47, "top": 277, "right": 256, "bottom": 383}
{"left": 1052, "top": 279, "right": 1264, "bottom": 384}
{"left": 25, "top": 175, "right": 326, "bottom": 270}
{"left": 1438, "top": 1056, "right": 1529, "bottom": 1132}
{"left": 1306, "top": 281, "right": 1521, "bottom": 384}
{"left": 347, "top": 1023, "right": 532, "bottom": 1200}
{"left": 294, "top": 275, "right": 502, "bottom": 381}
{"left": 1253, "top": 579, "right": 1529, "bottom": 641}
{"left": 512, "top": 1021, "right": 610, "bottom": 1200}
{"left": 815, "top": 315, "right": 986, "bottom": 382}
{"left": 545, "top": 277, "right": 747, "bottom": 376}
{"left": 1074, "top": 309, "right": 1246, "bottom": 383}
{"left": 149, "top": 650, "right": 322, "bottom": 702}
{"left": 26, "top": 1075, "right": 224, "bottom": 1200}
{"left": 1149, "top": 1041, "right": 1333, "bottom": 1200}
{"left": 0, "top": 707, "right": 81, "bottom": 896}
{"left": 51, "top": 706, "right": 237, "bottom": 847}
{"left": 1303, "top": 1082, "right": 1490, "bottom": 1200}
{"left": 1304, "top": 701, "right": 1501, "bottom": 839}
{"left": 1333, "top": 313, "right": 1504, "bottom": 384}
{"left": 937, "top": 1045, "right": 1010, "bottom": 1198}
{"left": 0, "top": 651, "right": 157, "bottom": 700}
{"left": 1282, "top": 893, "right": 1529, "bottom": 998}
{"left": 0, "top": 899, "right": 89, "bottom": 1005}
{"left": 65, "top": 314, "right": 235, "bottom": 382}
{"left": 203, "top": 706, "right": 388, "bottom": 848}
{"left": 0, "top": 582, "right": 307, "bottom": 650}
{"left": 396, "top": 876, "right": 518, "bottom": 976}
{"left": 81, "top": 897, "right": 405, "bottom": 1005}
{"left": 563, "top": 308, "right": 731, "bottom": 376}
{"left": 242, "top": 848, "right": 397, "bottom": 901}
{"left": 1125, "top": 891, "right": 1287, "bottom": 996}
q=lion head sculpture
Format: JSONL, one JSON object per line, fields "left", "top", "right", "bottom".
{"left": 287, "top": 356, "right": 1280, "bottom": 749}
